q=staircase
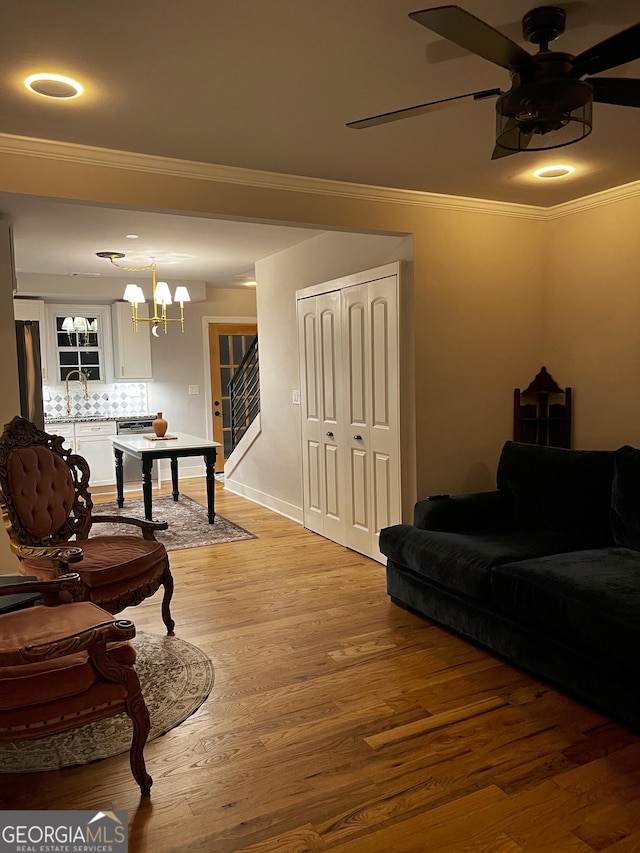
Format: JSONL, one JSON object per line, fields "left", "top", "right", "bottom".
{"left": 228, "top": 335, "right": 259, "bottom": 451}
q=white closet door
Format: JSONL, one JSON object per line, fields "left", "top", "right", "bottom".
{"left": 298, "top": 298, "right": 323, "bottom": 534}
{"left": 342, "top": 284, "right": 372, "bottom": 557}
{"left": 318, "top": 291, "right": 346, "bottom": 544}
{"left": 342, "top": 276, "right": 399, "bottom": 560}
{"left": 297, "top": 263, "right": 404, "bottom": 562}
{"left": 368, "top": 277, "right": 401, "bottom": 549}
{"left": 298, "top": 291, "right": 345, "bottom": 543}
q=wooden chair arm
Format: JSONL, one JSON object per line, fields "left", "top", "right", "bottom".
{"left": 0, "top": 573, "right": 82, "bottom": 605}
{"left": 14, "top": 544, "right": 84, "bottom": 564}
{"left": 0, "top": 617, "right": 136, "bottom": 666}
{"left": 92, "top": 514, "right": 169, "bottom": 539}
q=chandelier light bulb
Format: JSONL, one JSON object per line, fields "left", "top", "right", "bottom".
{"left": 154, "top": 281, "right": 172, "bottom": 306}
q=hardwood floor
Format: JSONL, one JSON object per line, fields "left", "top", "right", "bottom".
{"left": 2, "top": 480, "right": 640, "bottom": 852}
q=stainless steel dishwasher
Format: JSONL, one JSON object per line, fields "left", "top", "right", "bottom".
{"left": 115, "top": 417, "right": 157, "bottom": 485}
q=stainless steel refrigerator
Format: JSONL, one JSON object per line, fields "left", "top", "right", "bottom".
{"left": 15, "top": 320, "right": 45, "bottom": 430}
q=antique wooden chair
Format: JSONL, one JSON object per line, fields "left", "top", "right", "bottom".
{"left": 0, "top": 574, "right": 152, "bottom": 795}
{"left": 0, "top": 416, "right": 174, "bottom": 633}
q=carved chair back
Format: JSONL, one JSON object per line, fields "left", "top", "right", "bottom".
{"left": 0, "top": 416, "right": 95, "bottom": 549}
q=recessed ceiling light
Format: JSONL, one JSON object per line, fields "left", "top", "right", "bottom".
{"left": 24, "top": 73, "right": 83, "bottom": 99}
{"left": 243, "top": 280, "right": 257, "bottom": 287}
{"left": 125, "top": 234, "right": 139, "bottom": 239}
{"left": 533, "top": 164, "right": 575, "bottom": 179}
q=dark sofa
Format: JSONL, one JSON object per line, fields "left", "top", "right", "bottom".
{"left": 379, "top": 440, "right": 640, "bottom": 732}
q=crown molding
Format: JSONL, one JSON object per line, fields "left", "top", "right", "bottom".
{"left": 545, "top": 178, "right": 640, "bottom": 219}
{"left": 0, "top": 133, "right": 637, "bottom": 222}
{"left": 0, "top": 133, "right": 544, "bottom": 220}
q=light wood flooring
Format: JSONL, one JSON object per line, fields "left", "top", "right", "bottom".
{"left": 2, "top": 480, "right": 640, "bottom": 852}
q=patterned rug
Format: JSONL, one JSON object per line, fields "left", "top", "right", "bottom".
{"left": 90, "top": 494, "right": 256, "bottom": 551}
{"left": 0, "top": 632, "right": 214, "bottom": 772}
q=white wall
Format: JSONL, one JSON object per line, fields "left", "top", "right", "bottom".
{"left": 147, "top": 287, "right": 256, "bottom": 439}
{"left": 225, "top": 230, "right": 412, "bottom": 518}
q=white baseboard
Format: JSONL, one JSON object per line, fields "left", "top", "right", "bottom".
{"left": 223, "top": 478, "right": 303, "bottom": 524}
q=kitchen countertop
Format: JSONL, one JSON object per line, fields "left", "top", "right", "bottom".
{"left": 45, "top": 414, "right": 155, "bottom": 425}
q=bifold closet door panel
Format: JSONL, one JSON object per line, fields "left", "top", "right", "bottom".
{"left": 342, "top": 277, "right": 400, "bottom": 559}
{"left": 318, "top": 291, "right": 346, "bottom": 545}
{"left": 298, "top": 291, "right": 346, "bottom": 544}
{"left": 298, "top": 300, "right": 323, "bottom": 534}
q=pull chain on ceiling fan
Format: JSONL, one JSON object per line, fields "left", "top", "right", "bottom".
{"left": 347, "top": 4, "right": 640, "bottom": 158}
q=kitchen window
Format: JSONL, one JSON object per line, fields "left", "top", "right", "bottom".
{"left": 47, "top": 304, "right": 113, "bottom": 384}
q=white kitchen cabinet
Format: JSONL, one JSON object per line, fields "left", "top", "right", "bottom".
{"left": 111, "top": 301, "right": 153, "bottom": 380}
{"left": 13, "top": 298, "right": 49, "bottom": 381}
{"left": 47, "top": 421, "right": 76, "bottom": 451}
{"left": 74, "top": 420, "right": 117, "bottom": 486}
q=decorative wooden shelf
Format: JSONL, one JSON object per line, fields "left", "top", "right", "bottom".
{"left": 514, "top": 366, "right": 572, "bottom": 448}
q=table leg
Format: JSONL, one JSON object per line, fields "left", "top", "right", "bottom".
{"left": 204, "top": 449, "right": 217, "bottom": 524}
{"left": 115, "top": 448, "right": 124, "bottom": 508}
{"left": 142, "top": 457, "right": 154, "bottom": 521}
{"left": 170, "top": 456, "right": 179, "bottom": 502}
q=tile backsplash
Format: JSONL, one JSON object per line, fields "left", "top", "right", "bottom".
{"left": 44, "top": 382, "right": 150, "bottom": 420}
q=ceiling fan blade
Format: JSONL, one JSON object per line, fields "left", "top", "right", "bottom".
{"left": 588, "top": 77, "right": 640, "bottom": 108}
{"left": 572, "top": 22, "right": 640, "bottom": 77}
{"left": 409, "top": 5, "right": 539, "bottom": 72}
{"left": 346, "top": 88, "right": 501, "bottom": 129}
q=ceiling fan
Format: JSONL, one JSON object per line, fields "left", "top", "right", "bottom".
{"left": 347, "top": 5, "right": 640, "bottom": 158}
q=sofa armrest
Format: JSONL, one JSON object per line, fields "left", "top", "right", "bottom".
{"left": 413, "top": 490, "right": 514, "bottom": 532}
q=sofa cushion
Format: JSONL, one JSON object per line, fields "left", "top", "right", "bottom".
{"left": 611, "top": 445, "right": 640, "bottom": 550}
{"left": 496, "top": 441, "right": 614, "bottom": 547}
{"left": 379, "top": 523, "right": 581, "bottom": 603}
{"left": 491, "top": 548, "right": 640, "bottom": 672}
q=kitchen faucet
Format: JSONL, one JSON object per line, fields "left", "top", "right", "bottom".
{"left": 65, "top": 369, "right": 89, "bottom": 416}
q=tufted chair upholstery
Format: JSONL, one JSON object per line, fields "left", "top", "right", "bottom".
{"left": 0, "top": 416, "right": 174, "bottom": 633}
{"left": 0, "top": 574, "right": 152, "bottom": 795}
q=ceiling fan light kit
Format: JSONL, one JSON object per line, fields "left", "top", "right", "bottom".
{"left": 347, "top": 5, "right": 640, "bottom": 158}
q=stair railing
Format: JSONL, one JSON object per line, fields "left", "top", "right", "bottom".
{"left": 228, "top": 335, "right": 260, "bottom": 451}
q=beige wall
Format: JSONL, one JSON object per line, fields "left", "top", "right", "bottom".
{"left": 226, "top": 231, "right": 413, "bottom": 516}
{"left": 3, "top": 145, "right": 637, "bottom": 515}
{"left": 544, "top": 194, "right": 640, "bottom": 450}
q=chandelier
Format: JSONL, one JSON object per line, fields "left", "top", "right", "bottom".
{"left": 96, "top": 251, "right": 190, "bottom": 333}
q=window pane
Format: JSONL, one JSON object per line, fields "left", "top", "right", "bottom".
{"left": 80, "top": 351, "right": 99, "bottom": 366}
{"left": 221, "top": 367, "right": 231, "bottom": 391}
{"left": 232, "top": 335, "right": 244, "bottom": 365}
{"left": 58, "top": 331, "right": 78, "bottom": 348}
{"left": 219, "top": 335, "right": 230, "bottom": 365}
{"left": 60, "top": 353, "right": 79, "bottom": 367}
{"left": 222, "top": 398, "right": 231, "bottom": 426}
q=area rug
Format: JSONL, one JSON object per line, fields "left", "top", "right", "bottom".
{"left": 90, "top": 494, "right": 256, "bottom": 551}
{"left": 0, "top": 631, "right": 214, "bottom": 773}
